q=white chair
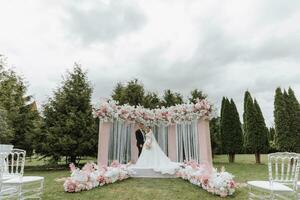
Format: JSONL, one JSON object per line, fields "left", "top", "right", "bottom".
{"left": 0, "top": 152, "right": 20, "bottom": 199}
{"left": 248, "top": 152, "right": 300, "bottom": 200}
{"left": 2, "top": 149, "right": 44, "bottom": 199}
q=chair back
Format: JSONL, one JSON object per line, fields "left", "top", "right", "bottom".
{"left": 268, "top": 152, "right": 300, "bottom": 190}
{"left": 0, "top": 152, "right": 8, "bottom": 192}
{"left": 4, "top": 149, "right": 26, "bottom": 178}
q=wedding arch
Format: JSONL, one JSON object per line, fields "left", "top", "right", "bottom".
{"left": 95, "top": 99, "right": 213, "bottom": 168}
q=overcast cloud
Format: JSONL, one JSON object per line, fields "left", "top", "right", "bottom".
{"left": 1, "top": 0, "right": 300, "bottom": 126}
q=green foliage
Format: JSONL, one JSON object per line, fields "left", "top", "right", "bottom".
{"left": 268, "top": 127, "right": 277, "bottom": 152}
{"left": 188, "top": 89, "right": 207, "bottom": 104}
{"left": 111, "top": 83, "right": 125, "bottom": 105}
{"left": 111, "top": 79, "right": 145, "bottom": 106}
{"left": 0, "top": 56, "right": 39, "bottom": 156}
{"left": 161, "top": 89, "right": 183, "bottom": 107}
{"left": 123, "top": 79, "right": 145, "bottom": 106}
{"left": 0, "top": 107, "right": 13, "bottom": 143}
{"left": 220, "top": 98, "right": 243, "bottom": 160}
{"left": 210, "top": 117, "right": 221, "bottom": 155}
{"left": 143, "top": 92, "right": 161, "bottom": 109}
{"left": 274, "top": 87, "right": 300, "bottom": 152}
{"left": 243, "top": 91, "right": 269, "bottom": 163}
{"left": 253, "top": 99, "right": 269, "bottom": 152}
{"left": 37, "top": 64, "right": 97, "bottom": 163}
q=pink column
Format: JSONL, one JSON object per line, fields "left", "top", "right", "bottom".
{"left": 168, "top": 124, "right": 177, "bottom": 161}
{"left": 197, "top": 119, "right": 213, "bottom": 168}
{"left": 97, "top": 121, "right": 111, "bottom": 166}
{"left": 131, "top": 123, "right": 139, "bottom": 163}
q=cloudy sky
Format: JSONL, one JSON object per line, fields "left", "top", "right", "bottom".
{"left": 1, "top": 0, "right": 300, "bottom": 126}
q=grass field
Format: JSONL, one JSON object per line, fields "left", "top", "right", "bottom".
{"left": 24, "top": 154, "right": 269, "bottom": 200}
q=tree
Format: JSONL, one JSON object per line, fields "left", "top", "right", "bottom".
{"left": 275, "top": 87, "right": 300, "bottom": 152}
{"left": 0, "top": 107, "right": 13, "bottom": 143}
{"left": 111, "top": 82, "right": 125, "bottom": 105}
{"left": 0, "top": 55, "right": 39, "bottom": 156}
{"left": 161, "top": 89, "right": 183, "bottom": 107}
{"left": 188, "top": 89, "right": 207, "bottom": 104}
{"left": 268, "top": 127, "right": 277, "bottom": 152}
{"left": 274, "top": 88, "right": 291, "bottom": 152}
{"left": 220, "top": 98, "right": 243, "bottom": 162}
{"left": 253, "top": 99, "right": 269, "bottom": 158}
{"left": 210, "top": 117, "right": 221, "bottom": 156}
{"left": 123, "top": 79, "right": 145, "bottom": 106}
{"left": 243, "top": 91, "right": 268, "bottom": 163}
{"left": 286, "top": 88, "right": 300, "bottom": 152}
{"left": 143, "top": 92, "right": 161, "bottom": 109}
{"left": 37, "top": 64, "right": 97, "bottom": 164}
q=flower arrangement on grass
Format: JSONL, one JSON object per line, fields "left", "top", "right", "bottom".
{"left": 95, "top": 98, "right": 213, "bottom": 125}
{"left": 63, "top": 161, "right": 134, "bottom": 193}
{"left": 64, "top": 160, "right": 236, "bottom": 197}
{"left": 176, "top": 160, "right": 236, "bottom": 197}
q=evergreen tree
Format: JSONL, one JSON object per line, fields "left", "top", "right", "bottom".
{"left": 0, "top": 56, "right": 39, "bottom": 156}
{"left": 37, "top": 64, "right": 97, "bottom": 164}
{"left": 220, "top": 98, "right": 243, "bottom": 162}
{"left": 268, "top": 127, "right": 277, "bottom": 152}
{"left": 244, "top": 91, "right": 268, "bottom": 163}
{"left": 188, "top": 89, "right": 207, "bottom": 104}
{"left": 210, "top": 117, "right": 221, "bottom": 156}
{"left": 123, "top": 79, "right": 145, "bottom": 106}
{"left": 0, "top": 107, "right": 13, "bottom": 143}
{"left": 286, "top": 88, "right": 300, "bottom": 152}
{"left": 253, "top": 99, "right": 269, "bottom": 161}
{"left": 111, "top": 82, "right": 125, "bottom": 105}
{"left": 161, "top": 89, "right": 183, "bottom": 107}
{"left": 143, "top": 92, "right": 161, "bottom": 109}
{"left": 274, "top": 88, "right": 291, "bottom": 151}
{"left": 275, "top": 87, "right": 300, "bottom": 152}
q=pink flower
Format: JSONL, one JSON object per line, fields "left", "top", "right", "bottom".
{"left": 110, "top": 160, "right": 120, "bottom": 168}
{"left": 228, "top": 180, "right": 236, "bottom": 188}
{"left": 69, "top": 163, "right": 76, "bottom": 173}
{"left": 97, "top": 175, "right": 106, "bottom": 186}
{"left": 82, "top": 163, "right": 95, "bottom": 173}
{"left": 64, "top": 178, "right": 76, "bottom": 193}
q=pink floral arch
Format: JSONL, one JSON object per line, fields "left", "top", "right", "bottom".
{"left": 95, "top": 99, "right": 213, "bottom": 167}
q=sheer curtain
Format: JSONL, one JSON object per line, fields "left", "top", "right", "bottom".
{"left": 108, "top": 120, "right": 132, "bottom": 164}
{"left": 176, "top": 120, "right": 199, "bottom": 162}
{"left": 152, "top": 125, "right": 168, "bottom": 155}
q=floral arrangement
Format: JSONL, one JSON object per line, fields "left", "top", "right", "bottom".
{"left": 63, "top": 160, "right": 236, "bottom": 197}
{"left": 176, "top": 160, "right": 236, "bottom": 197}
{"left": 95, "top": 98, "right": 213, "bottom": 125}
{"left": 63, "top": 161, "right": 134, "bottom": 193}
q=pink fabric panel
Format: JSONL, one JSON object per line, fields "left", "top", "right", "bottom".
{"left": 168, "top": 124, "right": 177, "bottom": 161}
{"left": 97, "top": 121, "right": 111, "bottom": 166}
{"left": 131, "top": 123, "right": 139, "bottom": 163}
{"left": 197, "top": 119, "right": 213, "bottom": 168}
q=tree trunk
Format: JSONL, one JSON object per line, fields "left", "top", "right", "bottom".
{"left": 229, "top": 153, "right": 235, "bottom": 163}
{"left": 70, "top": 156, "right": 77, "bottom": 164}
{"left": 255, "top": 152, "right": 261, "bottom": 164}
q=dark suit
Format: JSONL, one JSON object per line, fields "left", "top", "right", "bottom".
{"left": 135, "top": 129, "right": 145, "bottom": 157}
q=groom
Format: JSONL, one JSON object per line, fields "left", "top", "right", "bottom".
{"left": 135, "top": 123, "right": 145, "bottom": 157}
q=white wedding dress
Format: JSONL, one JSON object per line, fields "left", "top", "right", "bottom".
{"left": 133, "top": 130, "right": 180, "bottom": 175}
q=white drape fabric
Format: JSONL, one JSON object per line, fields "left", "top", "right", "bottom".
{"left": 176, "top": 121, "right": 199, "bottom": 162}
{"left": 108, "top": 120, "right": 132, "bottom": 164}
{"left": 152, "top": 125, "right": 168, "bottom": 155}
{"left": 108, "top": 120, "right": 200, "bottom": 164}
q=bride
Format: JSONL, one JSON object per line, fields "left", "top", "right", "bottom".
{"left": 133, "top": 125, "right": 180, "bottom": 175}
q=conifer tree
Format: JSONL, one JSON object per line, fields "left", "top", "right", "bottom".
{"left": 37, "top": 64, "right": 97, "bottom": 164}
{"left": 220, "top": 98, "right": 243, "bottom": 162}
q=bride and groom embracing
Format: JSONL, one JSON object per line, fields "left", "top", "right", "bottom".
{"left": 133, "top": 123, "right": 180, "bottom": 175}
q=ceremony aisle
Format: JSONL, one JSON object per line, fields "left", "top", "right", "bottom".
{"left": 24, "top": 154, "right": 268, "bottom": 200}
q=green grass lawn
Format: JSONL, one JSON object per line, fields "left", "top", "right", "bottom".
{"left": 24, "top": 154, "right": 269, "bottom": 200}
